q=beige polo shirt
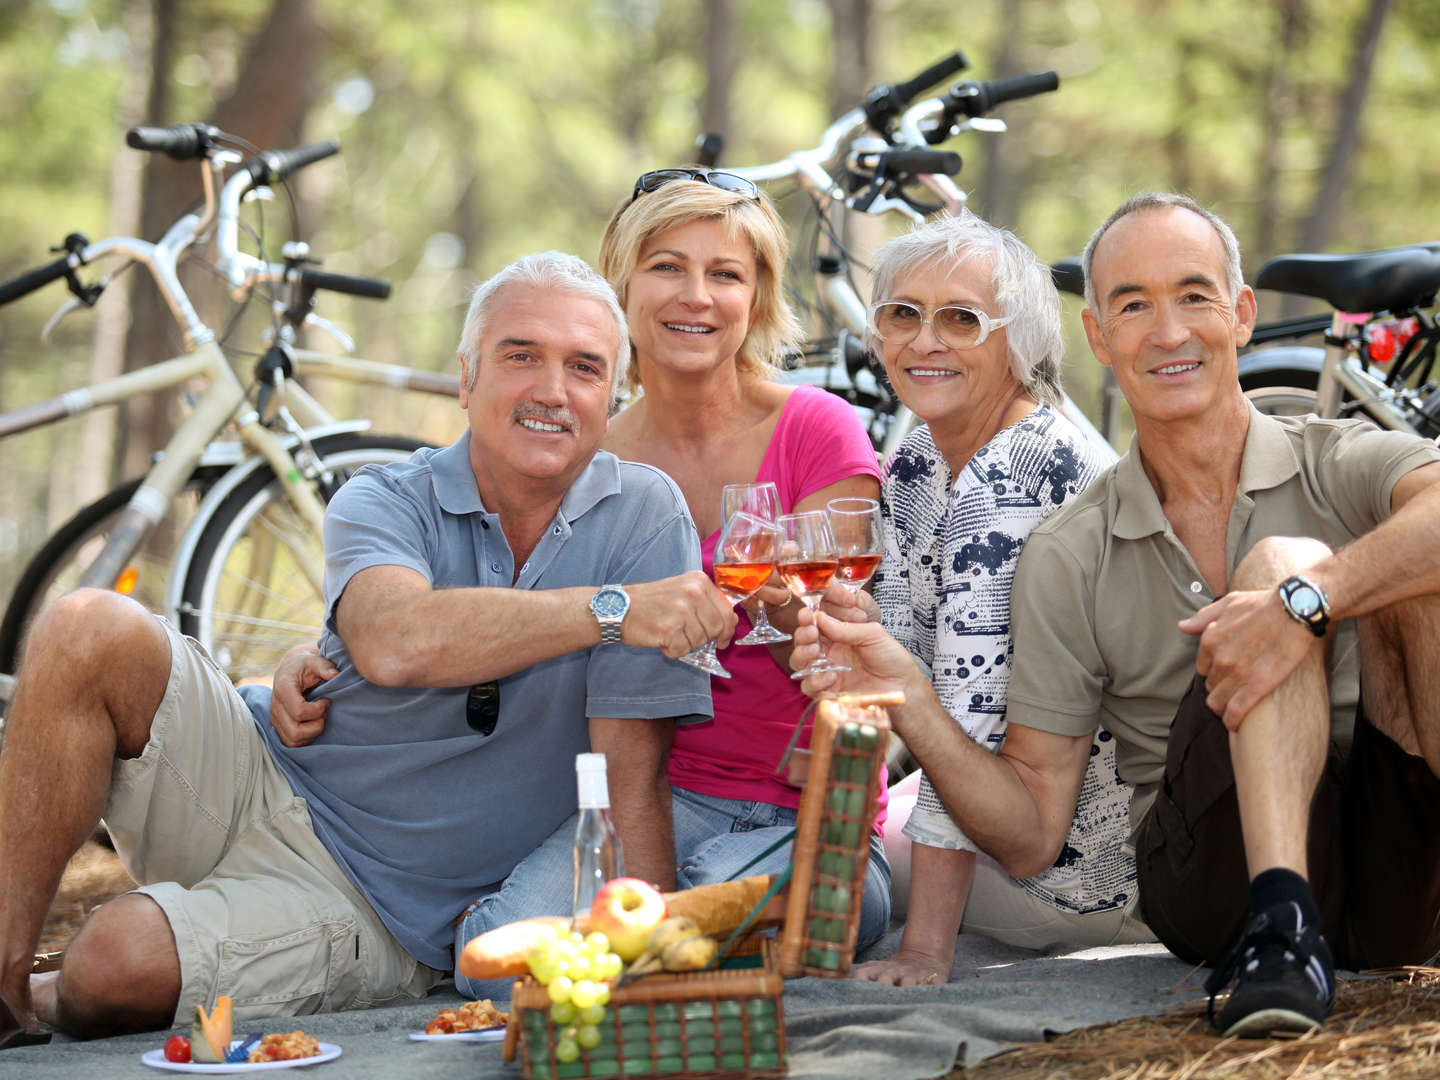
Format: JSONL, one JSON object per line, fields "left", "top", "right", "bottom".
{"left": 1006, "top": 404, "right": 1440, "bottom": 839}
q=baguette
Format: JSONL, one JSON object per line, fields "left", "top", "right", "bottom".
{"left": 456, "top": 876, "right": 781, "bottom": 981}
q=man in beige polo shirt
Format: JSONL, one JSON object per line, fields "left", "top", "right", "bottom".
{"left": 793, "top": 193, "right": 1440, "bottom": 1039}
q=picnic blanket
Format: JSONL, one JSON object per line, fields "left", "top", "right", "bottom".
{"left": 0, "top": 930, "right": 1202, "bottom": 1079}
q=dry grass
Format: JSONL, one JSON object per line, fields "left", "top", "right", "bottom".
{"left": 954, "top": 966, "right": 1440, "bottom": 1080}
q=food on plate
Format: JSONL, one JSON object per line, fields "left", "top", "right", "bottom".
{"left": 189, "top": 996, "right": 233, "bottom": 1063}
{"left": 247, "top": 1030, "right": 322, "bottom": 1063}
{"left": 587, "top": 878, "right": 667, "bottom": 961}
{"left": 162, "top": 1034, "right": 191, "bottom": 1063}
{"left": 424, "top": 998, "right": 507, "bottom": 1034}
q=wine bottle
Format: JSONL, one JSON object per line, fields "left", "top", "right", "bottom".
{"left": 572, "top": 752, "right": 625, "bottom": 916}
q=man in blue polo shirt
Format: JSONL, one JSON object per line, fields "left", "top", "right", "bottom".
{"left": 0, "top": 252, "right": 734, "bottom": 1043}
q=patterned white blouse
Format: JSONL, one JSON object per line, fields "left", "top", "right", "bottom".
{"left": 875, "top": 405, "right": 1137, "bottom": 915}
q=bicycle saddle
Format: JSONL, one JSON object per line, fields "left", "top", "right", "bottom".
{"left": 1256, "top": 245, "right": 1440, "bottom": 315}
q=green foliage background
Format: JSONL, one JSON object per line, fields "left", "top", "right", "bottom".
{"left": 2, "top": 0, "right": 1438, "bottom": 594}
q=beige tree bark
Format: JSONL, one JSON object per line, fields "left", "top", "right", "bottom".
{"left": 116, "top": 0, "right": 321, "bottom": 480}
{"left": 975, "top": 0, "right": 1025, "bottom": 230}
{"left": 700, "top": 0, "right": 735, "bottom": 147}
{"left": 1252, "top": 0, "right": 1307, "bottom": 320}
{"left": 826, "top": 0, "right": 873, "bottom": 121}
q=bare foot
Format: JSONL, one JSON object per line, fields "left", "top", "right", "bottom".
{"left": 0, "top": 964, "right": 40, "bottom": 1039}
{"left": 853, "top": 947, "right": 952, "bottom": 986}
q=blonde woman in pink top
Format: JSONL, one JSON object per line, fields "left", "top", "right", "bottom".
{"left": 598, "top": 171, "right": 891, "bottom": 949}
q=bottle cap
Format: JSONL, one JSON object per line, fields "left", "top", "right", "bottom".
{"left": 576, "top": 752, "right": 610, "bottom": 808}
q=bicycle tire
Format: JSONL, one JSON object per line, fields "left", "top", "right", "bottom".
{"left": 0, "top": 476, "right": 209, "bottom": 679}
{"left": 177, "top": 433, "right": 427, "bottom": 684}
{"left": 1244, "top": 385, "right": 1320, "bottom": 418}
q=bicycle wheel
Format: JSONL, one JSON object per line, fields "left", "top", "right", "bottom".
{"left": 0, "top": 477, "right": 208, "bottom": 679}
{"left": 1244, "top": 385, "right": 1319, "bottom": 417}
{"left": 177, "top": 433, "right": 426, "bottom": 684}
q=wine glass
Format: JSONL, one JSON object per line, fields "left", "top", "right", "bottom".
{"left": 721, "top": 481, "right": 791, "bottom": 645}
{"left": 677, "top": 511, "right": 780, "bottom": 679}
{"left": 776, "top": 510, "right": 851, "bottom": 680}
{"left": 827, "top": 497, "right": 883, "bottom": 594}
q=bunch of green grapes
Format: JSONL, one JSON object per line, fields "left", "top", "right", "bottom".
{"left": 526, "top": 928, "right": 623, "bottom": 1063}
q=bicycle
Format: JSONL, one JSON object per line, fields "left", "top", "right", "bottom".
{"left": 702, "top": 51, "right": 1112, "bottom": 462}
{"left": 0, "top": 123, "right": 459, "bottom": 709}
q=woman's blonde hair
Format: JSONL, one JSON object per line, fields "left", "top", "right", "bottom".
{"left": 597, "top": 177, "right": 801, "bottom": 392}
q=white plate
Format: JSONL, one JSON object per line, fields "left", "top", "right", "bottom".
{"left": 408, "top": 1027, "right": 507, "bottom": 1043}
{"left": 141, "top": 1041, "right": 341, "bottom": 1073}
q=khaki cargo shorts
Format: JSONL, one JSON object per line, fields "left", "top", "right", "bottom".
{"left": 104, "top": 618, "right": 442, "bottom": 1023}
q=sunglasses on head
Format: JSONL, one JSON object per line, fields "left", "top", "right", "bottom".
{"left": 629, "top": 168, "right": 761, "bottom": 205}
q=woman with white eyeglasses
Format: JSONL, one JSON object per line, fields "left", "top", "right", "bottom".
{"left": 797, "top": 211, "right": 1152, "bottom": 986}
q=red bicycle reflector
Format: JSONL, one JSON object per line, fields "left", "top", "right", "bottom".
{"left": 115, "top": 567, "right": 139, "bottom": 595}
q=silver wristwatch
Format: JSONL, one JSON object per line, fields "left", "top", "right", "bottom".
{"left": 588, "top": 584, "right": 630, "bottom": 645}
{"left": 1278, "top": 574, "right": 1330, "bottom": 637}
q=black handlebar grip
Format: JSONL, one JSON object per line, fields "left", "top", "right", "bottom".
{"left": 0, "top": 253, "right": 78, "bottom": 306}
{"left": 891, "top": 50, "right": 971, "bottom": 107}
{"left": 951, "top": 71, "right": 1060, "bottom": 117}
{"left": 1049, "top": 258, "right": 1085, "bottom": 298}
{"left": 246, "top": 140, "right": 341, "bottom": 186}
{"left": 877, "top": 149, "right": 963, "bottom": 177}
{"left": 296, "top": 268, "right": 391, "bottom": 300}
{"left": 125, "top": 123, "right": 219, "bottom": 161}
{"left": 695, "top": 133, "right": 724, "bottom": 168}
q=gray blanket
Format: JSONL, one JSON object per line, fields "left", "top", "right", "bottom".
{"left": 0, "top": 933, "right": 1201, "bottom": 1079}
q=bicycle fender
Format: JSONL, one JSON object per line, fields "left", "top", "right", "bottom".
{"left": 161, "top": 421, "right": 372, "bottom": 620}
{"left": 1237, "top": 345, "right": 1324, "bottom": 390}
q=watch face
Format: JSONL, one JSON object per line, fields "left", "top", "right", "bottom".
{"left": 1288, "top": 584, "right": 1321, "bottom": 618}
{"left": 592, "top": 588, "right": 627, "bottom": 619}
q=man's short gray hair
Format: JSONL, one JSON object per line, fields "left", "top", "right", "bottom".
{"left": 456, "top": 251, "right": 631, "bottom": 402}
{"left": 866, "top": 212, "right": 1064, "bottom": 407}
{"left": 1081, "top": 192, "right": 1244, "bottom": 314}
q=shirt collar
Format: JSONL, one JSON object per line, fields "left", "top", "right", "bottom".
{"left": 1109, "top": 401, "right": 1301, "bottom": 540}
{"left": 429, "top": 431, "right": 622, "bottom": 523}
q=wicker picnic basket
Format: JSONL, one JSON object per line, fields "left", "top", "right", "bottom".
{"left": 501, "top": 692, "right": 895, "bottom": 1080}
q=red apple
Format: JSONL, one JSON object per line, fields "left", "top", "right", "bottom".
{"left": 587, "top": 878, "right": 667, "bottom": 961}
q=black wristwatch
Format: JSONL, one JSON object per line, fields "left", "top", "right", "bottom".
{"left": 589, "top": 584, "right": 630, "bottom": 645}
{"left": 1277, "top": 575, "right": 1330, "bottom": 637}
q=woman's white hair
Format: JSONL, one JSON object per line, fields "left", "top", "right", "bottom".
{"left": 456, "top": 251, "right": 631, "bottom": 403}
{"left": 866, "top": 212, "right": 1064, "bottom": 406}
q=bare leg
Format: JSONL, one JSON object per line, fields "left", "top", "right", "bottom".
{"left": 853, "top": 844, "right": 973, "bottom": 986}
{"left": 0, "top": 590, "right": 170, "bottom": 1037}
{"left": 50, "top": 894, "right": 180, "bottom": 1036}
{"left": 1358, "top": 593, "right": 1440, "bottom": 777}
{"left": 1226, "top": 538, "right": 1333, "bottom": 880}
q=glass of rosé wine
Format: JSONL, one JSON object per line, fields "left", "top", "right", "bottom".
{"left": 678, "top": 511, "right": 780, "bottom": 678}
{"left": 721, "top": 481, "right": 791, "bottom": 645}
{"left": 776, "top": 510, "right": 850, "bottom": 680}
{"left": 826, "top": 497, "right": 883, "bottom": 594}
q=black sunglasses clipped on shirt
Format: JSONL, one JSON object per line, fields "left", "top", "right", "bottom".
{"left": 466, "top": 681, "right": 499, "bottom": 736}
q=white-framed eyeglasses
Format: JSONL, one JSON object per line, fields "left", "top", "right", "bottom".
{"left": 868, "top": 301, "right": 1014, "bottom": 350}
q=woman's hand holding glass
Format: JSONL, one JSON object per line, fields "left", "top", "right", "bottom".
{"left": 721, "top": 481, "right": 791, "bottom": 645}
{"left": 678, "top": 511, "right": 781, "bottom": 679}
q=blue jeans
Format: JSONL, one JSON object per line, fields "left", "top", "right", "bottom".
{"left": 454, "top": 812, "right": 577, "bottom": 1000}
{"left": 671, "top": 786, "right": 892, "bottom": 954}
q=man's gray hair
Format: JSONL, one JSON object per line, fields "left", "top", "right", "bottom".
{"left": 866, "top": 212, "right": 1064, "bottom": 407}
{"left": 1081, "top": 192, "right": 1244, "bottom": 314}
{"left": 456, "top": 251, "right": 631, "bottom": 402}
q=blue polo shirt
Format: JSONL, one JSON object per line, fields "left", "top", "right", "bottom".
{"left": 241, "top": 434, "right": 712, "bottom": 970}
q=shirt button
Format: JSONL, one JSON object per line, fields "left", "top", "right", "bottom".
{"left": 490, "top": 561, "right": 502, "bottom": 574}
{"left": 552, "top": 525, "right": 562, "bottom": 535}
{"left": 481, "top": 521, "right": 489, "bottom": 530}
{"left": 521, "top": 562, "right": 530, "bottom": 573}
{"left": 1190, "top": 581, "right": 1203, "bottom": 593}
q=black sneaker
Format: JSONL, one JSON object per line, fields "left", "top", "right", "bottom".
{"left": 1204, "top": 901, "right": 1336, "bottom": 1038}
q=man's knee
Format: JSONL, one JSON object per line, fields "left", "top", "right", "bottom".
{"left": 57, "top": 893, "right": 181, "bottom": 1036}
{"left": 26, "top": 589, "right": 164, "bottom": 668}
{"left": 1230, "top": 536, "right": 1333, "bottom": 592}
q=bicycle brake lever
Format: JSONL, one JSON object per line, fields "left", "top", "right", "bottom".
{"left": 302, "top": 312, "right": 356, "bottom": 354}
{"left": 40, "top": 285, "right": 106, "bottom": 343}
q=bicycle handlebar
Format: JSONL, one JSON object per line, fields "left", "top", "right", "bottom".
{"left": 294, "top": 267, "right": 391, "bottom": 300}
{"left": 0, "top": 250, "right": 81, "bottom": 307}
{"left": 862, "top": 50, "right": 970, "bottom": 133}
{"left": 125, "top": 123, "right": 221, "bottom": 161}
{"left": 873, "top": 149, "right": 962, "bottom": 177}
{"left": 943, "top": 71, "right": 1059, "bottom": 119}
{"left": 245, "top": 140, "right": 341, "bottom": 186}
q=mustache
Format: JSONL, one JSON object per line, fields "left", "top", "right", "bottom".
{"left": 512, "top": 402, "right": 578, "bottom": 431}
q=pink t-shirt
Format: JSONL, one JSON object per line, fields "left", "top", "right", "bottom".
{"left": 667, "top": 384, "right": 888, "bottom": 826}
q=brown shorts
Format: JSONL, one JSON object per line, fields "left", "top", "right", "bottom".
{"left": 1135, "top": 675, "right": 1440, "bottom": 970}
